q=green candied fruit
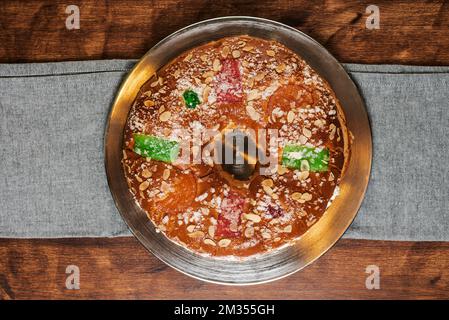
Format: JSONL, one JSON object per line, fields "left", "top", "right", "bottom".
{"left": 182, "top": 89, "right": 201, "bottom": 109}
{"left": 133, "top": 134, "right": 180, "bottom": 163}
{"left": 281, "top": 145, "right": 329, "bottom": 172}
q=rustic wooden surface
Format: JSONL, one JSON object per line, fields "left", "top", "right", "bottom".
{"left": 0, "top": 0, "right": 449, "bottom": 64}
{"left": 1, "top": 0, "right": 449, "bottom": 299}
{"left": 1, "top": 238, "right": 449, "bottom": 300}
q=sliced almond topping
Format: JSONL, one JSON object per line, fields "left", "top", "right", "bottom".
{"left": 277, "top": 166, "right": 288, "bottom": 175}
{"left": 287, "top": 111, "right": 295, "bottom": 123}
{"left": 255, "top": 72, "right": 266, "bottom": 82}
{"left": 263, "top": 185, "right": 278, "bottom": 199}
{"left": 276, "top": 63, "right": 286, "bottom": 73}
{"left": 314, "top": 119, "right": 325, "bottom": 127}
{"left": 218, "top": 239, "right": 231, "bottom": 247}
{"left": 213, "top": 58, "right": 221, "bottom": 72}
{"left": 186, "top": 225, "right": 196, "bottom": 233}
{"left": 248, "top": 77, "right": 255, "bottom": 88}
{"left": 261, "top": 178, "right": 274, "bottom": 188}
{"left": 232, "top": 50, "right": 241, "bottom": 58}
{"left": 159, "top": 111, "right": 171, "bottom": 122}
{"left": 203, "top": 86, "right": 211, "bottom": 101}
{"left": 205, "top": 76, "right": 213, "bottom": 84}
{"left": 300, "top": 159, "right": 310, "bottom": 172}
{"left": 303, "top": 127, "right": 312, "bottom": 138}
{"left": 284, "top": 225, "right": 292, "bottom": 233}
{"left": 244, "top": 213, "right": 261, "bottom": 223}
{"left": 150, "top": 78, "right": 159, "bottom": 87}
{"left": 142, "top": 169, "right": 152, "bottom": 178}
{"left": 329, "top": 172, "right": 335, "bottom": 181}
{"left": 160, "top": 181, "right": 170, "bottom": 193}
{"left": 301, "top": 193, "right": 313, "bottom": 201}
{"left": 144, "top": 100, "right": 155, "bottom": 107}
{"left": 244, "top": 227, "right": 255, "bottom": 238}
{"left": 163, "top": 128, "right": 171, "bottom": 136}
{"left": 298, "top": 171, "right": 309, "bottom": 181}
{"left": 291, "top": 192, "right": 302, "bottom": 201}
{"left": 266, "top": 50, "right": 276, "bottom": 57}
{"left": 139, "top": 180, "right": 150, "bottom": 191}
{"left": 208, "top": 225, "right": 216, "bottom": 238}
{"left": 204, "top": 239, "right": 216, "bottom": 246}
{"left": 329, "top": 123, "right": 337, "bottom": 140}
{"left": 247, "top": 89, "right": 261, "bottom": 101}
{"left": 229, "top": 222, "right": 239, "bottom": 232}
{"left": 162, "top": 169, "right": 171, "bottom": 180}
{"left": 298, "top": 135, "right": 308, "bottom": 145}
{"left": 262, "top": 232, "right": 271, "bottom": 239}
{"left": 242, "top": 45, "right": 254, "bottom": 52}
{"left": 271, "top": 107, "right": 283, "bottom": 120}
{"left": 246, "top": 104, "right": 260, "bottom": 121}
{"left": 229, "top": 222, "right": 238, "bottom": 233}
{"left": 221, "top": 46, "right": 230, "bottom": 58}
{"left": 202, "top": 71, "right": 214, "bottom": 78}
{"left": 188, "top": 231, "right": 205, "bottom": 238}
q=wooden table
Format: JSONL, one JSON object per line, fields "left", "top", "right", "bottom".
{"left": 1, "top": 0, "right": 449, "bottom": 299}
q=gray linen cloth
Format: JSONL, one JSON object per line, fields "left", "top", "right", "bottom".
{"left": 0, "top": 60, "right": 448, "bottom": 240}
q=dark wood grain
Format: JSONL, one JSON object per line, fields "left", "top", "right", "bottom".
{"left": 1, "top": 238, "right": 449, "bottom": 300}
{"left": 0, "top": 0, "right": 449, "bottom": 64}
{"left": 1, "top": 0, "right": 449, "bottom": 299}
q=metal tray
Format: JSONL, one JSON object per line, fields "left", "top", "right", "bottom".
{"left": 104, "top": 16, "right": 372, "bottom": 285}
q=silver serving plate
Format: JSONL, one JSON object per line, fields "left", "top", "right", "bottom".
{"left": 104, "top": 16, "right": 372, "bottom": 285}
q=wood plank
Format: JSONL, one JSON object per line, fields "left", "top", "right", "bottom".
{"left": 1, "top": 0, "right": 449, "bottom": 300}
{"left": 1, "top": 238, "right": 449, "bottom": 299}
{"left": 0, "top": 0, "right": 448, "bottom": 64}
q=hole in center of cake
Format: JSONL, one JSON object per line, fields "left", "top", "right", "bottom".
{"left": 221, "top": 130, "right": 257, "bottom": 181}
